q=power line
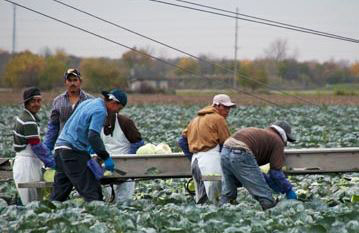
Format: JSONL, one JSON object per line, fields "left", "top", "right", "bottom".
{"left": 2, "top": 0, "right": 196, "bottom": 76}
{"left": 51, "top": 0, "right": 320, "bottom": 107}
{"left": 4, "top": 1, "right": 348, "bottom": 125}
{"left": 3, "top": 0, "right": 331, "bottom": 109}
{"left": 174, "top": 0, "right": 358, "bottom": 43}
{"left": 2, "top": 0, "right": 282, "bottom": 107}
{"left": 148, "top": 0, "right": 359, "bottom": 44}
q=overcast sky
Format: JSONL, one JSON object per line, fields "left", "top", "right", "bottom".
{"left": 0, "top": 0, "right": 358, "bottom": 63}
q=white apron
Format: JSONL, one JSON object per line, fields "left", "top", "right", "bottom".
{"left": 101, "top": 114, "right": 135, "bottom": 203}
{"left": 191, "top": 145, "right": 223, "bottom": 203}
{"left": 13, "top": 145, "right": 43, "bottom": 205}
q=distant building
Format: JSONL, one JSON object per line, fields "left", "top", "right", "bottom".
{"left": 128, "top": 70, "right": 233, "bottom": 92}
{"left": 129, "top": 77, "right": 169, "bottom": 92}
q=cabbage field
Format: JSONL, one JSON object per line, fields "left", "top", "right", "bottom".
{"left": 1, "top": 104, "right": 359, "bottom": 232}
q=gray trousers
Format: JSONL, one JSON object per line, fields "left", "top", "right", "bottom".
{"left": 220, "top": 147, "right": 276, "bottom": 210}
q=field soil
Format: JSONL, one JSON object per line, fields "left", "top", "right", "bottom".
{"left": 1, "top": 89, "right": 359, "bottom": 105}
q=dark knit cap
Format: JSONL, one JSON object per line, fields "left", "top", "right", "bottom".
{"left": 23, "top": 87, "right": 41, "bottom": 104}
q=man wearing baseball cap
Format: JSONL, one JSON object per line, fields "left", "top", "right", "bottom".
{"left": 220, "top": 120, "right": 297, "bottom": 210}
{"left": 44, "top": 68, "right": 93, "bottom": 152}
{"left": 13, "top": 87, "right": 55, "bottom": 204}
{"left": 178, "top": 94, "right": 236, "bottom": 204}
{"left": 51, "top": 88, "right": 125, "bottom": 202}
{"left": 100, "top": 89, "right": 144, "bottom": 203}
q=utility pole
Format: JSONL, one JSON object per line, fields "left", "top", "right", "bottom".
{"left": 233, "top": 7, "right": 239, "bottom": 89}
{"left": 12, "top": 4, "right": 16, "bottom": 54}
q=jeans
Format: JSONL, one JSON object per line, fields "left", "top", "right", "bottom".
{"left": 220, "top": 147, "right": 276, "bottom": 210}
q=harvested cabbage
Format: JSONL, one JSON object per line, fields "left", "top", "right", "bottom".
{"left": 104, "top": 170, "right": 113, "bottom": 177}
{"left": 154, "top": 143, "right": 172, "bottom": 154}
{"left": 136, "top": 143, "right": 156, "bottom": 155}
{"left": 43, "top": 169, "right": 56, "bottom": 182}
{"left": 188, "top": 180, "right": 195, "bottom": 192}
{"left": 260, "top": 164, "right": 270, "bottom": 174}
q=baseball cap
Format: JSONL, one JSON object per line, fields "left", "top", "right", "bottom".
{"left": 101, "top": 88, "right": 127, "bottom": 107}
{"left": 64, "top": 68, "right": 81, "bottom": 80}
{"left": 212, "top": 94, "right": 236, "bottom": 107}
{"left": 272, "top": 120, "right": 296, "bottom": 142}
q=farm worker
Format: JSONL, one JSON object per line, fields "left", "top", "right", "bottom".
{"left": 12, "top": 87, "right": 55, "bottom": 205}
{"left": 50, "top": 88, "right": 124, "bottom": 202}
{"left": 220, "top": 120, "right": 297, "bottom": 210}
{"left": 178, "top": 94, "right": 236, "bottom": 204}
{"left": 44, "top": 68, "right": 93, "bottom": 152}
{"left": 100, "top": 89, "right": 144, "bottom": 203}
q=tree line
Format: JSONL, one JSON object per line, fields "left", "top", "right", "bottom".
{"left": 0, "top": 44, "right": 358, "bottom": 92}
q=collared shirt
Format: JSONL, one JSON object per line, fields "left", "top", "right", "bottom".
{"left": 44, "top": 90, "right": 92, "bottom": 151}
{"left": 50, "top": 90, "right": 93, "bottom": 132}
{"left": 55, "top": 98, "right": 107, "bottom": 152}
{"left": 13, "top": 109, "right": 40, "bottom": 152}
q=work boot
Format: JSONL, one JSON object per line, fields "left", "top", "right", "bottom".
{"left": 259, "top": 198, "right": 277, "bottom": 210}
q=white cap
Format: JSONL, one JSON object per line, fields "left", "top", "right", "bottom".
{"left": 212, "top": 94, "right": 236, "bottom": 107}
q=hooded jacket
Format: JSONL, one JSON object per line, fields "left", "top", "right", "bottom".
{"left": 182, "top": 106, "right": 230, "bottom": 153}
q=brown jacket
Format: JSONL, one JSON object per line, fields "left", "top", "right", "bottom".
{"left": 182, "top": 106, "right": 230, "bottom": 153}
{"left": 230, "top": 127, "right": 285, "bottom": 170}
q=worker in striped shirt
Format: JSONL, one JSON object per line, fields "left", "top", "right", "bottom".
{"left": 12, "top": 87, "right": 55, "bottom": 205}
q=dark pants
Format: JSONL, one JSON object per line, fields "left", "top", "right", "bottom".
{"left": 51, "top": 149, "right": 103, "bottom": 202}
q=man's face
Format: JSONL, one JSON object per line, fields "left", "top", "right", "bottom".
{"left": 216, "top": 104, "right": 231, "bottom": 119}
{"left": 65, "top": 75, "right": 81, "bottom": 93}
{"left": 107, "top": 100, "right": 124, "bottom": 113}
{"left": 25, "top": 97, "right": 42, "bottom": 114}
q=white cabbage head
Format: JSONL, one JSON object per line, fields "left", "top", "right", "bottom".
{"left": 136, "top": 143, "right": 157, "bottom": 155}
{"left": 154, "top": 143, "right": 172, "bottom": 154}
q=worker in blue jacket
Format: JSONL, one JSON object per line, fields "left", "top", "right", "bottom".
{"left": 51, "top": 89, "right": 125, "bottom": 202}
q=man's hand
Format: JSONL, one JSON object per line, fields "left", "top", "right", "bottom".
{"left": 104, "top": 158, "right": 115, "bottom": 172}
{"left": 46, "top": 159, "right": 56, "bottom": 169}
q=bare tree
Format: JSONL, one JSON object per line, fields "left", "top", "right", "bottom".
{"left": 264, "top": 38, "right": 289, "bottom": 62}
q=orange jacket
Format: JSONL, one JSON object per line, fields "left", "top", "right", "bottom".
{"left": 182, "top": 106, "right": 230, "bottom": 153}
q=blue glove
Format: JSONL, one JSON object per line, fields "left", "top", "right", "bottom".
{"left": 286, "top": 189, "right": 297, "bottom": 200}
{"left": 31, "top": 143, "right": 56, "bottom": 168}
{"left": 87, "top": 158, "right": 104, "bottom": 180}
{"left": 262, "top": 173, "right": 281, "bottom": 193}
{"left": 104, "top": 157, "right": 115, "bottom": 172}
{"left": 46, "top": 159, "right": 56, "bottom": 169}
{"left": 268, "top": 169, "right": 293, "bottom": 194}
{"left": 129, "top": 140, "right": 145, "bottom": 154}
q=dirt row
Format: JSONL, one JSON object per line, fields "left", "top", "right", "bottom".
{"left": 1, "top": 90, "right": 359, "bottom": 106}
